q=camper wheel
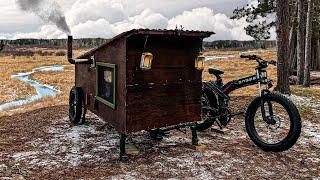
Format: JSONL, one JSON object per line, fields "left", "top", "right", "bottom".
{"left": 69, "top": 86, "right": 85, "bottom": 124}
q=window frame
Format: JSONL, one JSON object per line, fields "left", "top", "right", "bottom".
{"left": 96, "top": 62, "right": 116, "bottom": 109}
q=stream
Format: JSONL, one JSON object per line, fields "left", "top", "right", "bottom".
{"left": 0, "top": 50, "right": 269, "bottom": 112}
{"left": 205, "top": 54, "right": 236, "bottom": 61}
{"left": 0, "top": 65, "right": 64, "bottom": 111}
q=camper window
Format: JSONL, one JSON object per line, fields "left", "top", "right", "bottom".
{"left": 96, "top": 62, "right": 116, "bottom": 109}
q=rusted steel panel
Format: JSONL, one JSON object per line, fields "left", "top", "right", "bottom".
{"left": 76, "top": 36, "right": 127, "bottom": 133}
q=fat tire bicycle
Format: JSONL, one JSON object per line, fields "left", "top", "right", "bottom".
{"left": 198, "top": 54, "right": 301, "bottom": 152}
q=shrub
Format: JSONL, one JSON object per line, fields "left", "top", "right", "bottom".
{"left": 55, "top": 51, "right": 66, "bottom": 56}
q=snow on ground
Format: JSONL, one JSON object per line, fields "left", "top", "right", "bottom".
{"left": 311, "top": 71, "right": 320, "bottom": 78}
{"left": 288, "top": 92, "right": 320, "bottom": 116}
{"left": 4, "top": 112, "right": 320, "bottom": 179}
{"left": 11, "top": 116, "right": 119, "bottom": 170}
{"left": 301, "top": 120, "right": 320, "bottom": 149}
{"left": 1, "top": 93, "right": 320, "bottom": 178}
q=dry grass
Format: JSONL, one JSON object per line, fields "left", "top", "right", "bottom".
{"left": 203, "top": 49, "right": 277, "bottom": 96}
{"left": 0, "top": 47, "right": 317, "bottom": 118}
{"left": 0, "top": 48, "right": 87, "bottom": 116}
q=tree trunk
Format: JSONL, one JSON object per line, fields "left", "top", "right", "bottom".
{"left": 276, "top": 0, "right": 291, "bottom": 94}
{"left": 297, "top": 0, "right": 306, "bottom": 84}
{"left": 317, "top": 40, "right": 320, "bottom": 70}
{"left": 289, "top": 27, "right": 297, "bottom": 73}
{"left": 303, "top": 0, "right": 314, "bottom": 87}
{"left": 0, "top": 40, "right": 4, "bottom": 53}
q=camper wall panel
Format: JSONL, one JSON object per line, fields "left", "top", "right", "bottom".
{"left": 126, "top": 36, "right": 201, "bottom": 81}
{"left": 126, "top": 68, "right": 202, "bottom": 84}
{"left": 126, "top": 104, "right": 200, "bottom": 132}
{"left": 126, "top": 82, "right": 202, "bottom": 132}
{"left": 76, "top": 36, "right": 127, "bottom": 133}
{"left": 125, "top": 34, "right": 203, "bottom": 132}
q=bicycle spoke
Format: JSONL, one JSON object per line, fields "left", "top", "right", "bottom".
{"left": 253, "top": 101, "right": 291, "bottom": 144}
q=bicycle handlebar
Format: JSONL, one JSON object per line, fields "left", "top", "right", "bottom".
{"left": 240, "top": 54, "right": 276, "bottom": 66}
{"left": 240, "top": 54, "right": 261, "bottom": 60}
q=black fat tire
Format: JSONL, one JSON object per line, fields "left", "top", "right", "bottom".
{"left": 69, "top": 86, "right": 85, "bottom": 125}
{"left": 245, "top": 93, "right": 301, "bottom": 152}
{"left": 196, "top": 90, "right": 218, "bottom": 131}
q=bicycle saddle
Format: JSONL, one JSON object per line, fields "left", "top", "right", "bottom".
{"left": 208, "top": 68, "right": 224, "bottom": 76}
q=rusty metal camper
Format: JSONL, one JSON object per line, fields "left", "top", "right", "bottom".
{"left": 67, "top": 29, "right": 214, "bottom": 161}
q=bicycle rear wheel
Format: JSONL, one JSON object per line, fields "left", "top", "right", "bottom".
{"left": 196, "top": 90, "right": 218, "bottom": 131}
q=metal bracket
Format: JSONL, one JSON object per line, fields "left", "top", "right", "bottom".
{"left": 119, "top": 133, "right": 127, "bottom": 162}
{"left": 191, "top": 126, "right": 199, "bottom": 146}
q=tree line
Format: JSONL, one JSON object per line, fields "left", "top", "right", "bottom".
{"left": 233, "top": 0, "right": 320, "bottom": 93}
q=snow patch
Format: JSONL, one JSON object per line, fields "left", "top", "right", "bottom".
{"left": 12, "top": 115, "right": 119, "bottom": 169}
{"left": 300, "top": 120, "right": 320, "bottom": 148}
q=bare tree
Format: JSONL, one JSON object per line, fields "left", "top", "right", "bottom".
{"left": 276, "top": 0, "right": 291, "bottom": 94}
{"left": 289, "top": 27, "right": 297, "bottom": 72}
{"left": 0, "top": 40, "right": 4, "bottom": 53}
{"left": 303, "top": 0, "right": 314, "bottom": 87}
{"left": 297, "top": 0, "right": 306, "bottom": 84}
{"left": 317, "top": 40, "right": 320, "bottom": 69}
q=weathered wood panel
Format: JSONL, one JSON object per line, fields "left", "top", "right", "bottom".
{"left": 125, "top": 34, "right": 202, "bottom": 132}
{"left": 76, "top": 36, "right": 127, "bottom": 133}
{"left": 74, "top": 30, "right": 212, "bottom": 133}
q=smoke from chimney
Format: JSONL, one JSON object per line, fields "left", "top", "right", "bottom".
{"left": 16, "top": 0, "right": 71, "bottom": 35}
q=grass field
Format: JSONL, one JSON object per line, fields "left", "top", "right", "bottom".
{"left": 0, "top": 47, "right": 318, "bottom": 119}
{"left": 0, "top": 48, "right": 319, "bottom": 179}
{"left": 203, "top": 49, "right": 277, "bottom": 96}
{"left": 0, "top": 48, "right": 87, "bottom": 116}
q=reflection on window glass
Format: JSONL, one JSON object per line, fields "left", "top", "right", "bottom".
{"left": 97, "top": 63, "right": 115, "bottom": 108}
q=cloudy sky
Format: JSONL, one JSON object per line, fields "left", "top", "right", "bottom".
{"left": 0, "top": 0, "right": 275, "bottom": 40}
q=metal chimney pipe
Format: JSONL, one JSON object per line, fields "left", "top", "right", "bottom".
{"left": 67, "top": 36, "right": 90, "bottom": 64}
{"left": 67, "top": 35, "right": 75, "bottom": 64}
{"left": 67, "top": 36, "right": 73, "bottom": 59}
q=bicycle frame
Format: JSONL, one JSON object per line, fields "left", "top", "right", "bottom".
{"left": 203, "top": 68, "right": 272, "bottom": 100}
{"left": 203, "top": 66, "right": 274, "bottom": 125}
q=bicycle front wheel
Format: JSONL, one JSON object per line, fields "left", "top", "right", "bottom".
{"left": 245, "top": 93, "right": 301, "bottom": 152}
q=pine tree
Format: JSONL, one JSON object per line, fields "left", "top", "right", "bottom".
{"left": 231, "top": 0, "right": 276, "bottom": 40}
{"left": 0, "top": 40, "right": 4, "bottom": 53}
{"left": 303, "top": 0, "right": 314, "bottom": 86}
{"left": 297, "top": 0, "right": 306, "bottom": 84}
{"left": 276, "top": 0, "right": 291, "bottom": 93}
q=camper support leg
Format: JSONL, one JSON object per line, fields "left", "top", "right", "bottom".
{"left": 191, "top": 127, "right": 198, "bottom": 146}
{"left": 119, "top": 133, "right": 127, "bottom": 162}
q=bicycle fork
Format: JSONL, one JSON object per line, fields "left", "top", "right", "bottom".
{"left": 256, "top": 69, "right": 274, "bottom": 122}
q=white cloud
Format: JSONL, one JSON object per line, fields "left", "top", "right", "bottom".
{"left": 71, "top": 19, "right": 115, "bottom": 38}
{"left": 0, "top": 36, "right": 8, "bottom": 40}
{"left": 68, "top": 8, "right": 166, "bottom": 38}
{"left": 129, "top": 9, "right": 168, "bottom": 29}
{"left": 13, "top": 25, "right": 64, "bottom": 39}
{"left": 0, "top": 0, "right": 275, "bottom": 41}
{"left": 66, "top": 0, "right": 126, "bottom": 26}
{"left": 168, "top": 8, "right": 252, "bottom": 41}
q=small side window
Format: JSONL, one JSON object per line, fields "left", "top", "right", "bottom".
{"left": 96, "top": 62, "right": 116, "bottom": 109}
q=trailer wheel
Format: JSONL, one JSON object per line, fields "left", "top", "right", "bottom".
{"left": 69, "top": 86, "right": 85, "bottom": 124}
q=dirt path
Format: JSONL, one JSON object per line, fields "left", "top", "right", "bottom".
{"left": 0, "top": 97, "right": 319, "bottom": 179}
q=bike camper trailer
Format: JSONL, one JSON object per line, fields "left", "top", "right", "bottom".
{"left": 67, "top": 29, "right": 214, "bottom": 160}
